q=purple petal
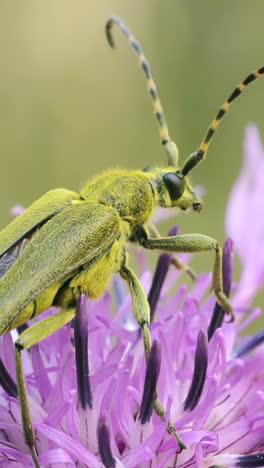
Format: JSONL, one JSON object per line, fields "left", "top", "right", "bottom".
{"left": 122, "top": 398, "right": 171, "bottom": 467}
{"left": 10, "top": 204, "right": 26, "bottom": 216}
{"left": 0, "top": 357, "right": 18, "bottom": 397}
{"left": 74, "top": 294, "right": 92, "bottom": 409}
{"left": 38, "top": 448, "right": 75, "bottom": 467}
{"left": 139, "top": 340, "right": 161, "bottom": 424}
{"left": 36, "top": 423, "right": 102, "bottom": 467}
{"left": 148, "top": 225, "right": 180, "bottom": 321}
{"left": 226, "top": 125, "right": 264, "bottom": 306}
{"left": 234, "top": 328, "right": 264, "bottom": 358}
{"left": 97, "top": 417, "right": 116, "bottom": 468}
{"left": 0, "top": 443, "right": 32, "bottom": 465}
{"left": 184, "top": 330, "right": 208, "bottom": 411}
{"left": 235, "top": 453, "right": 264, "bottom": 467}
{"left": 209, "top": 452, "right": 264, "bottom": 467}
{"left": 32, "top": 345, "right": 51, "bottom": 402}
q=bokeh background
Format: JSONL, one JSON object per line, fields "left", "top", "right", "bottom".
{"left": 1, "top": 1, "right": 264, "bottom": 317}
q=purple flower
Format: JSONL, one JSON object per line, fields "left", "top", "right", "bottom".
{"left": 226, "top": 124, "right": 264, "bottom": 308}
{"left": 0, "top": 126, "right": 264, "bottom": 467}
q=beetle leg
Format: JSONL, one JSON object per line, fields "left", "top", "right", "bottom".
{"left": 170, "top": 256, "right": 196, "bottom": 281}
{"left": 120, "top": 264, "right": 186, "bottom": 451}
{"left": 15, "top": 307, "right": 75, "bottom": 468}
{"left": 139, "top": 233, "right": 234, "bottom": 320}
{"left": 146, "top": 222, "right": 196, "bottom": 281}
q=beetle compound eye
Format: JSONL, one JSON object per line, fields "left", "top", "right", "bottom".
{"left": 163, "top": 172, "right": 185, "bottom": 201}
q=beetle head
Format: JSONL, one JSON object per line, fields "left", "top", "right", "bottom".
{"left": 143, "top": 165, "right": 202, "bottom": 212}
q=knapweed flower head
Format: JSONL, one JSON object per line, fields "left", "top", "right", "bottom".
{"left": 0, "top": 125, "right": 264, "bottom": 467}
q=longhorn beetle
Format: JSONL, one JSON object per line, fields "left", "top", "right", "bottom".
{"left": 0, "top": 16, "right": 263, "bottom": 467}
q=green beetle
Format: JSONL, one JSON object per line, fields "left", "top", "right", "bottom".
{"left": 0, "top": 16, "right": 262, "bottom": 467}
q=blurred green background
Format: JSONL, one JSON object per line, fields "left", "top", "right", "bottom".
{"left": 0, "top": 1, "right": 264, "bottom": 315}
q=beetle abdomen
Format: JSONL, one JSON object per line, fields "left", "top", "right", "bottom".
{"left": 4, "top": 282, "right": 62, "bottom": 331}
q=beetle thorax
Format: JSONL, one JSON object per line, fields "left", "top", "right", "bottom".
{"left": 81, "top": 169, "right": 156, "bottom": 227}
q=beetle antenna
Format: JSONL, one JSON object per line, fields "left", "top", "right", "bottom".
{"left": 106, "top": 16, "right": 179, "bottom": 167}
{"left": 182, "top": 66, "right": 264, "bottom": 176}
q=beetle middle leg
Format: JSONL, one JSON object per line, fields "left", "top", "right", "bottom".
{"left": 15, "top": 307, "right": 76, "bottom": 468}
{"left": 120, "top": 264, "right": 186, "bottom": 451}
{"left": 139, "top": 231, "right": 234, "bottom": 320}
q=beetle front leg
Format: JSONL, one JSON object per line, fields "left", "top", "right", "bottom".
{"left": 146, "top": 222, "right": 196, "bottom": 281}
{"left": 120, "top": 264, "right": 186, "bottom": 451}
{"left": 15, "top": 307, "right": 76, "bottom": 468}
{"left": 139, "top": 232, "right": 234, "bottom": 320}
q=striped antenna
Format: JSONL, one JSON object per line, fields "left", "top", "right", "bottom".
{"left": 182, "top": 66, "right": 264, "bottom": 176}
{"left": 106, "top": 16, "right": 179, "bottom": 167}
